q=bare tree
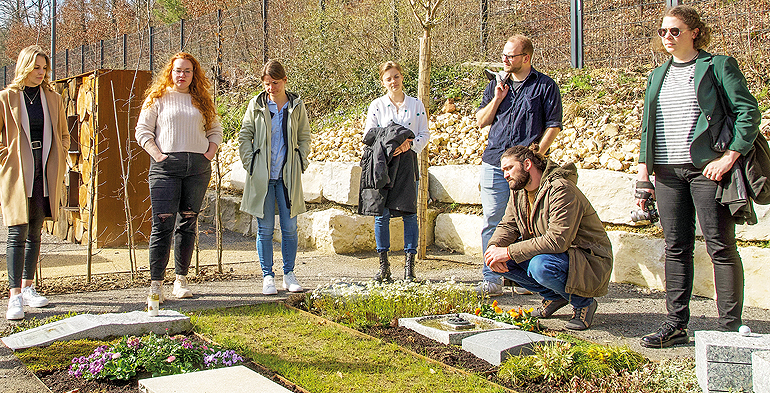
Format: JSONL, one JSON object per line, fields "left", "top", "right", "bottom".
{"left": 407, "top": 0, "right": 443, "bottom": 260}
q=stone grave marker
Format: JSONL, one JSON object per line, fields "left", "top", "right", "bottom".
{"left": 139, "top": 365, "right": 293, "bottom": 393}
{"left": 1, "top": 310, "right": 191, "bottom": 350}
{"left": 695, "top": 330, "right": 770, "bottom": 393}
{"left": 461, "top": 330, "right": 563, "bottom": 366}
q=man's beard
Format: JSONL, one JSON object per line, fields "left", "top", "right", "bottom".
{"left": 504, "top": 63, "right": 522, "bottom": 74}
{"left": 508, "top": 170, "right": 530, "bottom": 191}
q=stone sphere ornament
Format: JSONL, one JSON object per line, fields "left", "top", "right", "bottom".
{"left": 739, "top": 325, "right": 751, "bottom": 336}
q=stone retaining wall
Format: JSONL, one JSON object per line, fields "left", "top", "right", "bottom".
{"left": 208, "top": 160, "right": 770, "bottom": 309}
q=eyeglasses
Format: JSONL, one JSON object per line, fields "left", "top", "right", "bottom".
{"left": 501, "top": 53, "right": 527, "bottom": 61}
{"left": 657, "top": 27, "right": 689, "bottom": 38}
{"left": 172, "top": 69, "right": 192, "bottom": 75}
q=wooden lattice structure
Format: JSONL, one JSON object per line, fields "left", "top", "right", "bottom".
{"left": 46, "top": 69, "right": 152, "bottom": 247}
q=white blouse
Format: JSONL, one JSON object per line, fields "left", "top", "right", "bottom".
{"left": 364, "top": 94, "right": 429, "bottom": 154}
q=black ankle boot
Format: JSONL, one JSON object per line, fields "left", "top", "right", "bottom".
{"left": 374, "top": 251, "right": 391, "bottom": 282}
{"left": 404, "top": 253, "right": 416, "bottom": 282}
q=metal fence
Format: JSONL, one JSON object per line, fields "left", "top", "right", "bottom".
{"left": 3, "top": 0, "right": 770, "bottom": 86}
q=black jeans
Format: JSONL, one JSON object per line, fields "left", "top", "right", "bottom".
{"left": 655, "top": 164, "right": 744, "bottom": 332}
{"left": 6, "top": 148, "right": 49, "bottom": 289}
{"left": 148, "top": 152, "right": 211, "bottom": 281}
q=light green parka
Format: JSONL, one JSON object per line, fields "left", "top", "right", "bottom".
{"left": 238, "top": 91, "right": 310, "bottom": 219}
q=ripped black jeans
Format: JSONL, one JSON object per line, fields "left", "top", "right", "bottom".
{"left": 148, "top": 152, "right": 211, "bottom": 281}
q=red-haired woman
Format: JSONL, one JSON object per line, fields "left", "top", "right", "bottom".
{"left": 1, "top": 45, "right": 69, "bottom": 320}
{"left": 135, "top": 52, "right": 222, "bottom": 302}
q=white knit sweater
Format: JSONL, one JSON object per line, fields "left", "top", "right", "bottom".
{"left": 135, "top": 89, "right": 223, "bottom": 154}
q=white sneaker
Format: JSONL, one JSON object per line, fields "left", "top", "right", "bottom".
{"left": 150, "top": 280, "right": 165, "bottom": 304}
{"left": 6, "top": 294, "right": 24, "bottom": 320}
{"left": 262, "top": 276, "right": 278, "bottom": 295}
{"left": 172, "top": 275, "right": 193, "bottom": 298}
{"left": 22, "top": 285, "right": 49, "bottom": 307}
{"left": 475, "top": 281, "right": 504, "bottom": 297}
{"left": 282, "top": 272, "right": 304, "bottom": 293}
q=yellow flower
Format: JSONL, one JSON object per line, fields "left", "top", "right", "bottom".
{"left": 527, "top": 307, "right": 534, "bottom": 314}
{"left": 492, "top": 300, "right": 498, "bottom": 307}
{"left": 494, "top": 306, "right": 503, "bottom": 314}
{"left": 474, "top": 308, "right": 481, "bottom": 316}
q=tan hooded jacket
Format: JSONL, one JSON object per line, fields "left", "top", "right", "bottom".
{"left": 488, "top": 160, "right": 613, "bottom": 298}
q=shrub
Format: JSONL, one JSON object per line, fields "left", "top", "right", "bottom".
{"left": 498, "top": 339, "right": 647, "bottom": 385}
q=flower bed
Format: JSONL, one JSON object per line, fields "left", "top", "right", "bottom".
{"left": 68, "top": 332, "right": 243, "bottom": 381}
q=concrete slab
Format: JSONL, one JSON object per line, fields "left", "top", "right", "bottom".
{"left": 461, "top": 329, "right": 562, "bottom": 366}
{"left": 399, "top": 313, "right": 516, "bottom": 345}
{"left": 695, "top": 330, "right": 770, "bottom": 393}
{"left": 1, "top": 310, "right": 191, "bottom": 350}
{"left": 752, "top": 351, "right": 770, "bottom": 393}
{"left": 139, "top": 365, "right": 292, "bottom": 393}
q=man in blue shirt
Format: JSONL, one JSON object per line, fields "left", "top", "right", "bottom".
{"left": 476, "top": 34, "right": 563, "bottom": 297}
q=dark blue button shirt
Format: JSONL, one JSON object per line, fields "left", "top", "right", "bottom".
{"left": 478, "top": 67, "right": 562, "bottom": 166}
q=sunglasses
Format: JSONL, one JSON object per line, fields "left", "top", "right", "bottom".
{"left": 657, "top": 27, "right": 689, "bottom": 38}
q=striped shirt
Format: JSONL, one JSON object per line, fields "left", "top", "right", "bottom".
{"left": 653, "top": 60, "right": 700, "bottom": 165}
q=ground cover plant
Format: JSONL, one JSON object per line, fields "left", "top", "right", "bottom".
{"left": 304, "top": 279, "right": 480, "bottom": 329}
{"left": 191, "top": 302, "right": 508, "bottom": 393}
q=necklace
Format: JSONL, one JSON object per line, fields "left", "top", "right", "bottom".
{"left": 23, "top": 87, "right": 40, "bottom": 105}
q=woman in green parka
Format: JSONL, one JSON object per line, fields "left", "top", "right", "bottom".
{"left": 636, "top": 6, "right": 760, "bottom": 348}
{"left": 238, "top": 59, "right": 311, "bottom": 296}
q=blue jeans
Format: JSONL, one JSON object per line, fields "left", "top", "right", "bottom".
{"left": 655, "top": 164, "right": 743, "bottom": 331}
{"left": 257, "top": 179, "right": 298, "bottom": 277}
{"left": 499, "top": 252, "right": 593, "bottom": 309}
{"left": 148, "top": 152, "right": 211, "bottom": 281}
{"left": 480, "top": 162, "right": 509, "bottom": 284}
{"left": 374, "top": 208, "right": 418, "bottom": 254}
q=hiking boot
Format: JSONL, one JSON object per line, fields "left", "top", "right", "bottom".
{"left": 262, "top": 276, "right": 278, "bottom": 295}
{"left": 282, "top": 272, "right": 304, "bottom": 293}
{"left": 172, "top": 275, "right": 193, "bottom": 299}
{"left": 374, "top": 252, "right": 392, "bottom": 283}
{"left": 150, "top": 280, "right": 165, "bottom": 304}
{"left": 640, "top": 323, "right": 689, "bottom": 348}
{"left": 475, "top": 281, "right": 504, "bottom": 297}
{"left": 21, "top": 285, "right": 49, "bottom": 307}
{"left": 404, "top": 253, "right": 416, "bottom": 282}
{"left": 6, "top": 294, "right": 24, "bottom": 320}
{"left": 532, "top": 298, "right": 569, "bottom": 318}
{"left": 565, "top": 299, "right": 598, "bottom": 331}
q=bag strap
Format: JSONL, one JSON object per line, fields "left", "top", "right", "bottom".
{"left": 708, "top": 57, "right": 735, "bottom": 120}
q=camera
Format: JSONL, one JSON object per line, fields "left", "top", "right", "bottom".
{"left": 631, "top": 190, "right": 659, "bottom": 223}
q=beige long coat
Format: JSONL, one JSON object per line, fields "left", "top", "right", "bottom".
{"left": 0, "top": 87, "right": 69, "bottom": 226}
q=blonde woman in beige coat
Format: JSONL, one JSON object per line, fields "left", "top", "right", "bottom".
{"left": 0, "top": 45, "right": 69, "bottom": 320}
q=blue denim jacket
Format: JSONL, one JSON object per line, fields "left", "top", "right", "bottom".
{"left": 478, "top": 67, "right": 562, "bottom": 166}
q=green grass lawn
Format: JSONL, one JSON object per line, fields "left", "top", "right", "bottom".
{"left": 191, "top": 303, "right": 509, "bottom": 393}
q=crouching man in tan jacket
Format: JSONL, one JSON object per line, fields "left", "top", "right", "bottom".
{"left": 484, "top": 145, "right": 613, "bottom": 330}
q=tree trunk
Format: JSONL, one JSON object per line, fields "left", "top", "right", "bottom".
{"left": 416, "top": 32, "right": 431, "bottom": 260}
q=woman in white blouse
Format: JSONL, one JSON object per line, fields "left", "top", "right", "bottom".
{"left": 364, "top": 61, "right": 429, "bottom": 282}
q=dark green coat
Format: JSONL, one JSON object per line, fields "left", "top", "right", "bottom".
{"left": 639, "top": 50, "right": 760, "bottom": 172}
